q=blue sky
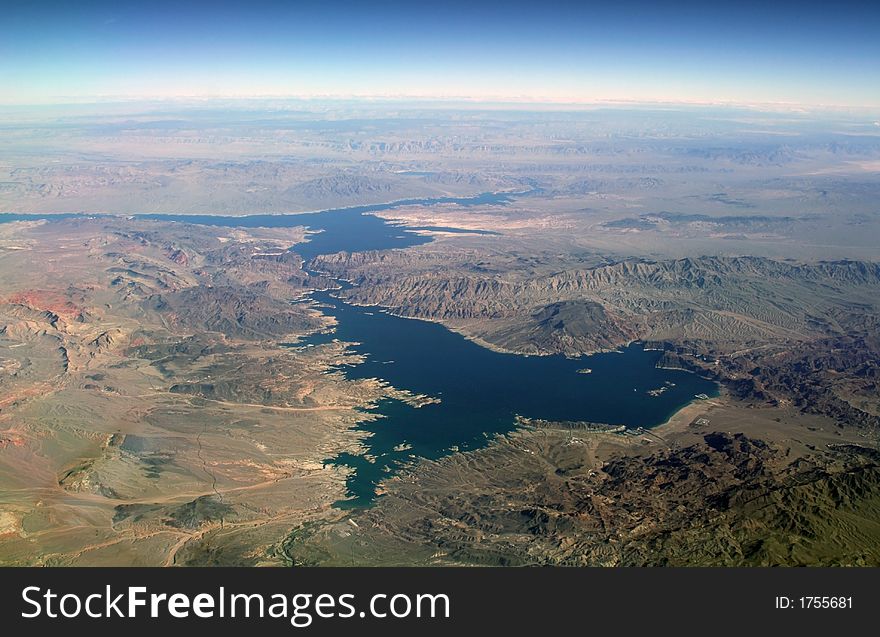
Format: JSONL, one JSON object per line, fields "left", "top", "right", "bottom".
{"left": 1, "top": 0, "right": 878, "bottom": 107}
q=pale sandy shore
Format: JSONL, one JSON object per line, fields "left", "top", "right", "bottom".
{"left": 654, "top": 393, "right": 727, "bottom": 437}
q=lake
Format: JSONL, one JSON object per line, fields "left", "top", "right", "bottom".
{"left": 2, "top": 192, "right": 718, "bottom": 505}
{"left": 1, "top": 192, "right": 509, "bottom": 260}
{"left": 297, "top": 287, "right": 718, "bottom": 506}
{"left": 138, "top": 192, "right": 511, "bottom": 260}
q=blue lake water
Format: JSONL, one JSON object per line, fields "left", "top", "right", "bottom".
{"left": 0, "top": 212, "right": 87, "bottom": 223}
{"left": 2, "top": 192, "right": 509, "bottom": 260}
{"left": 2, "top": 191, "right": 718, "bottom": 506}
{"left": 137, "top": 192, "right": 511, "bottom": 260}
{"left": 298, "top": 288, "right": 717, "bottom": 506}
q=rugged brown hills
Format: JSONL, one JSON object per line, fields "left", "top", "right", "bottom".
{"left": 314, "top": 252, "right": 880, "bottom": 356}
{"left": 284, "top": 429, "right": 880, "bottom": 567}
{"left": 0, "top": 218, "right": 404, "bottom": 565}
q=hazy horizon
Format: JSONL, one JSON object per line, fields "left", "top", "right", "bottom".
{"left": 3, "top": 0, "right": 879, "bottom": 108}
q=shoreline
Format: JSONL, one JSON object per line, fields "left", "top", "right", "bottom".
{"left": 652, "top": 390, "right": 727, "bottom": 437}
{"left": 306, "top": 283, "right": 723, "bottom": 434}
{"left": 0, "top": 188, "right": 528, "bottom": 220}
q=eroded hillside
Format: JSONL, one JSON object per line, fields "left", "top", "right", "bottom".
{"left": 0, "top": 218, "right": 427, "bottom": 565}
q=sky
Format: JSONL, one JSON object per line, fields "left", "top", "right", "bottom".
{"left": 1, "top": 0, "right": 879, "bottom": 107}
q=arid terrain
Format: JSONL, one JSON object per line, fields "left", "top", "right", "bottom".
{"left": 1, "top": 102, "right": 879, "bottom": 565}
{"left": 0, "top": 216, "right": 432, "bottom": 565}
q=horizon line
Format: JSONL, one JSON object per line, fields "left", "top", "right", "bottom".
{"left": 1, "top": 93, "right": 879, "bottom": 114}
